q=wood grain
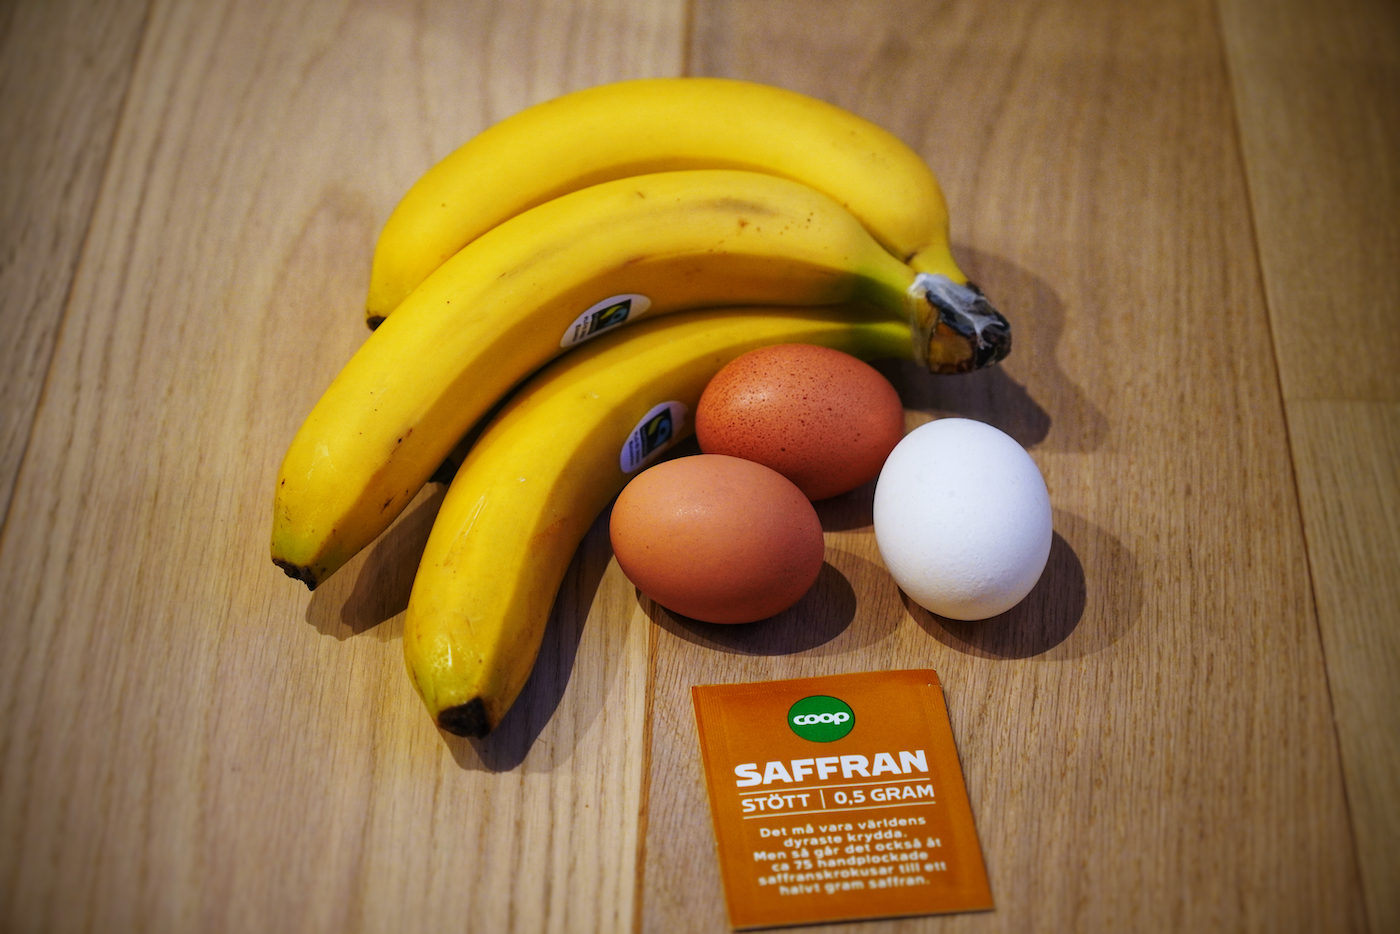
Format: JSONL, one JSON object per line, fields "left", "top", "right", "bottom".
{"left": 1221, "top": 1, "right": 1400, "bottom": 928}
{"left": 0, "top": 0, "right": 149, "bottom": 530}
{"left": 0, "top": 0, "right": 1391, "bottom": 931}
{"left": 637, "top": 1, "right": 1367, "bottom": 930}
{"left": 1287, "top": 401, "right": 1400, "bottom": 933}
{"left": 0, "top": 1, "right": 681, "bottom": 931}
{"left": 1220, "top": 0, "right": 1400, "bottom": 404}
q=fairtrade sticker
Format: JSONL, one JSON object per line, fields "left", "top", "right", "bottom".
{"left": 560, "top": 293, "right": 651, "bottom": 347}
{"left": 620, "top": 401, "right": 687, "bottom": 473}
{"left": 692, "top": 670, "right": 992, "bottom": 929}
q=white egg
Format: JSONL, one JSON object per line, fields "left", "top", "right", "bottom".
{"left": 873, "top": 418, "right": 1052, "bottom": 620}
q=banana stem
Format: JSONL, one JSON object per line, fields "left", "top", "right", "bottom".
{"left": 906, "top": 274, "right": 1011, "bottom": 374}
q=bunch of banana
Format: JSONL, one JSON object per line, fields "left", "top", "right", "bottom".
{"left": 272, "top": 78, "right": 1011, "bottom": 736}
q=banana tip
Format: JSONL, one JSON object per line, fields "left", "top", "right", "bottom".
{"left": 273, "top": 558, "right": 319, "bottom": 591}
{"left": 438, "top": 698, "right": 491, "bottom": 738}
{"left": 910, "top": 273, "right": 1012, "bottom": 374}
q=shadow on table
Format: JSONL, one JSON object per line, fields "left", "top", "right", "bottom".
{"left": 873, "top": 246, "right": 1109, "bottom": 454}
{"left": 812, "top": 475, "right": 878, "bottom": 532}
{"left": 446, "top": 511, "right": 615, "bottom": 774}
{"left": 647, "top": 560, "right": 861, "bottom": 656}
{"left": 304, "top": 484, "right": 446, "bottom": 639}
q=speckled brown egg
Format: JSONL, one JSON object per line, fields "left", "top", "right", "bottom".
{"left": 695, "top": 343, "right": 905, "bottom": 500}
{"left": 609, "top": 454, "right": 825, "bottom": 624}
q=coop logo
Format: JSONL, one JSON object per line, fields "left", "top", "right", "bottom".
{"left": 787, "top": 695, "right": 855, "bottom": 742}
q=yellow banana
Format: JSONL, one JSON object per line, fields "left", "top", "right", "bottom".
{"left": 404, "top": 306, "right": 913, "bottom": 737}
{"left": 272, "top": 170, "right": 1009, "bottom": 591}
{"left": 367, "top": 77, "right": 961, "bottom": 325}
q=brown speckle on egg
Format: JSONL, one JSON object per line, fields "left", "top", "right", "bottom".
{"left": 695, "top": 343, "right": 905, "bottom": 500}
{"left": 609, "top": 454, "right": 824, "bottom": 624}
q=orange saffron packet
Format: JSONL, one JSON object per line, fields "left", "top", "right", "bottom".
{"left": 691, "top": 670, "right": 993, "bottom": 928}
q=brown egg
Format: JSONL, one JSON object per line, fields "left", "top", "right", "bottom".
{"left": 609, "top": 454, "right": 825, "bottom": 624}
{"left": 695, "top": 343, "right": 905, "bottom": 500}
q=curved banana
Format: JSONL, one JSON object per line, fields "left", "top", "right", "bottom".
{"left": 272, "top": 170, "right": 1009, "bottom": 591}
{"left": 367, "top": 77, "right": 961, "bottom": 325}
{"left": 405, "top": 306, "right": 913, "bottom": 737}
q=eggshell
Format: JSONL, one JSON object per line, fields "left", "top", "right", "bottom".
{"left": 610, "top": 454, "right": 825, "bottom": 624}
{"left": 695, "top": 343, "right": 905, "bottom": 500}
{"left": 872, "top": 418, "right": 1052, "bottom": 620}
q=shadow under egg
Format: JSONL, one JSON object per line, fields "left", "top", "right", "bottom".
{"left": 648, "top": 561, "right": 858, "bottom": 655}
{"left": 908, "top": 531, "right": 1087, "bottom": 658}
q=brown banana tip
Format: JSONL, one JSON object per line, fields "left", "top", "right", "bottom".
{"left": 366, "top": 315, "right": 384, "bottom": 330}
{"left": 273, "top": 558, "right": 319, "bottom": 591}
{"left": 438, "top": 698, "right": 491, "bottom": 738}
{"left": 960, "top": 283, "right": 1012, "bottom": 368}
{"left": 912, "top": 274, "right": 1012, "bottom": 374}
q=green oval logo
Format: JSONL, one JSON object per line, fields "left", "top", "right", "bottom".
{"left": 788, "top": 695, "right": 855, "bottom": 742}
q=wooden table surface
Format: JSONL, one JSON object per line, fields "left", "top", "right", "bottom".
{"left": 2, "top": 1, "right": 1396, "bottom": 932}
